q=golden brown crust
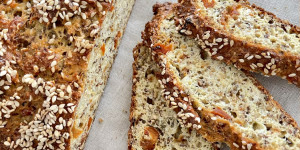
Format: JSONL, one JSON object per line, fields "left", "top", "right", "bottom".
{"left": 177, "top": 0, "right": 300, "bottom": 86}
{"left": 128, "top": 43, "right": 143, "bottom": 150}
{"left": 142, "top": 3, "right": 299, "bottom": 150}
{"left": 129, "top": 43, "right": 219, "bottom": 150}
{"left": 0, "top": 0, "right": 134, "bottom": 149}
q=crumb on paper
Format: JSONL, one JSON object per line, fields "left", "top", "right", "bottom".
{"left": 123, "top": 109, "right": 128, "bottom": 114}
{"left": 99, "top": 118, "right": 103, "bottom": 123}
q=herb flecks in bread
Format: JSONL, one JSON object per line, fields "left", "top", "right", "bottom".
{"left": 177, "top": 0, "right": 300, "bottom": 86}
{"left": 128, "top": 44, "right": 217, "bottom": 150}
{"left": 0, "top": 0, "right": 135, "bottom": 149}
{"left": 143, "top": 3, "right": 300, "bottom": 150}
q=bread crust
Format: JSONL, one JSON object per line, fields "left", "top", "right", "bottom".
{"left": 0, "top": 0, "right": 135, "bottom": 149}
{"left": 128, "top": 43, "right": 143, "bottom": 150}
{"left": 176, "top": 0, "right": 300, "bottom": 86}
{"left": 128, "top": 43, "right": 219, "bottom": 150}
{"left": 142, "top": 3, "right": 300, "bottom": 150}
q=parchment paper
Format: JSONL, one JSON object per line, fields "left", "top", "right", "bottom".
{"left": 85, "top": 0, "right": 300, "bottom": 149}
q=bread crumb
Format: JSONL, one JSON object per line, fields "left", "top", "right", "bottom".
{"left": 99, "top": 118, "right": 103, "bottom": 123}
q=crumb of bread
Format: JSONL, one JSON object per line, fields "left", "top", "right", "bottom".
{"left": 99, "top": 118, "right": 103, "bottom": 123}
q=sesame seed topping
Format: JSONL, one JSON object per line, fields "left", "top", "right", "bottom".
{"left": 230, "top": 40, "right": 234, "bottom": 47}
{"left": 65, "top": 22, "right": 72, "bottom": 26}
{"left": 247, "top": 55, "right": 254, "bottom": 60}
{"left": 247, "top": 144, "right": 252, "bottom": 150}
{"left": 217, "top": 56, "right": 224, "bottom": 60}
{"left": 288, "top": 73, "right": 296, "bottom": 77}
{"left": 233, "top": 143, "right": 239, "bottom": 148}
{"left": 257, "top": 63, "right": 264, "bottom": 67}
{"left": 255, "top": 55, "right": 261, "bottom": 59}
{"left": 183, "top": 97, "right": 189, "bottom": 102}
{"left": 264, "top": 68, "right": 269, "bottom": 74}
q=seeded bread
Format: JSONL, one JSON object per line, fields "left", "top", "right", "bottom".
{"left": 174, "top": 0, "right": 300, "bottom": 85}
{"left": 143, "top": 3, "right": 300, "bottom": 149}
{"left": 128, "top": 43, "right": 219, "bottom": 150}
{"left": 0, "top": 0, "right": 134, "bottom": 149}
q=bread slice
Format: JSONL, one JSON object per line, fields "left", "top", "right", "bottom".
{"left": 174, "top": 0, "right": 300, "bottom": 85}
{"left": 0, "top": 0, "right": 134, "bottom": 149}
{"left": 142, "top": 3, "right": 300, "bottom": 149}
{"left": 128, "top": 43, "right": 219, "bottom": 150}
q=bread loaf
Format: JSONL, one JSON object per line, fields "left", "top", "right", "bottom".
{"left": 0, "top": 0, "right": 134, "bottom": 149}
{"left": 176, "top": 0, "right": 300, "bottom": 86}
{"left": 142, "top": 3, "right": 300, "bottom": 149}
{"left": 128, "top": 43, "right": 218, "bottom": 150}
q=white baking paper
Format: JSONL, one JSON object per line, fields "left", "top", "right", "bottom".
{"left": 85, "top": 0, "right": 300, "bottom": 149}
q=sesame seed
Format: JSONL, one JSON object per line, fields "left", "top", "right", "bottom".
{"left": 257, "top": 63, "right": 264, "bottom": 67}
{"left": 264, "top": 55, "right": 271, "bottom": 59}
{"left": 211, "top": 117, "right": 217, "bottom": 120}
{"left": 171, "top": 102, "right": 176, "bottom": 106}
{"left": 4, "top": 86, "right": 9, "bottom": 90}
{"left": 216, "top": 56, "right": 224, "bottom": 60}
{"left": 239, "top": 59, "right": 244, "bottom": 63}
{"left": 255, "top": 55, "right": 261, "bottom": 59}
{"left": 183, "top": 97, "right": 188, "bottom": 102}
{"left": 247, "top": 55, "right": 254, "bottom": 60}
{"left": 4, "top": 141, "right": 10, "bottom": 146}
{"left": 6, "top": 0, "right": 12, "bottom": 5}
{"left": 185, "top": 30, "right": 192, "bottom": 35}
{"left": 271, "top": 58, "right": 275, "bottom": 64}
{"left": 247, "top": 144, "right": 252, "bottom": 150}
{"left": 233, "top": 143, "right": 239, "bottom": 148}
{"left": 288, "top": 73, "right": 296, "bottom": 77}
{"left": 43, "top": 17, "right": 49, "bottom": 23}
{"left": 64, "top": 22, "right": 71, "bottom": 26}
{"left": 244, "top": 53, "right": 250, "bottom": 58}
{"left": 230, "top": 40, "right": 234, "bottom": 47}
{"left": 216, "top": 38, "right": 222, "bottom": 42}
{"left": 264, "top": 68, "right": 269, "bottom": 74}
{"left": 173, "top": 92, "right": 178, "bottom": 97}
{"left": 195, "top": 117, "right": 200, "bottom": 123}
{"left": 51, "top": 61, "right": 57, "bottom": 67}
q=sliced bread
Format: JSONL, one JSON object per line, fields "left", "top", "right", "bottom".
{"left": 0, "top": 0, "right": 134, "bottom": 149}
{"left": 175, "top": 0, "right": 300, "bottom": 85}
{"left": 128, "top": 43, "right": 218, "bottom": 150}
{"left": 143, "top": 3, "right": 300, "bottom": 149}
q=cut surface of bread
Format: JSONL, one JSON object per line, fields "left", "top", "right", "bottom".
{"left": 175, "top": 0, "right": 300, "bottom": 85}
{"left": 128, "top": 43, "right": 217, "bottom": 150}
{"left": 142, "top": 3, "right": 300, "bottom": 150}
{"left": 0, "top": 0, "right": 134, "bottom": 149}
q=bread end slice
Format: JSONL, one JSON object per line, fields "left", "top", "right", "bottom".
{"left": 177, "top": 0, "right": 300, "bottom": 86}
{"left": 143, "top": 2, "right": 300, "bottom": 149}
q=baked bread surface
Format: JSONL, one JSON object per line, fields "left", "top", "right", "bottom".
{"left": 142, "top": 3, "right": 300, "bottom": 150}
{"left": 128, "top": 43, "right": 217, "bottom": 150}
{"left": 176, "top": 0, "right": 300, "bottom": 86}
{"left": 0, "top": 0, "right": 134, "bottom": 149}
